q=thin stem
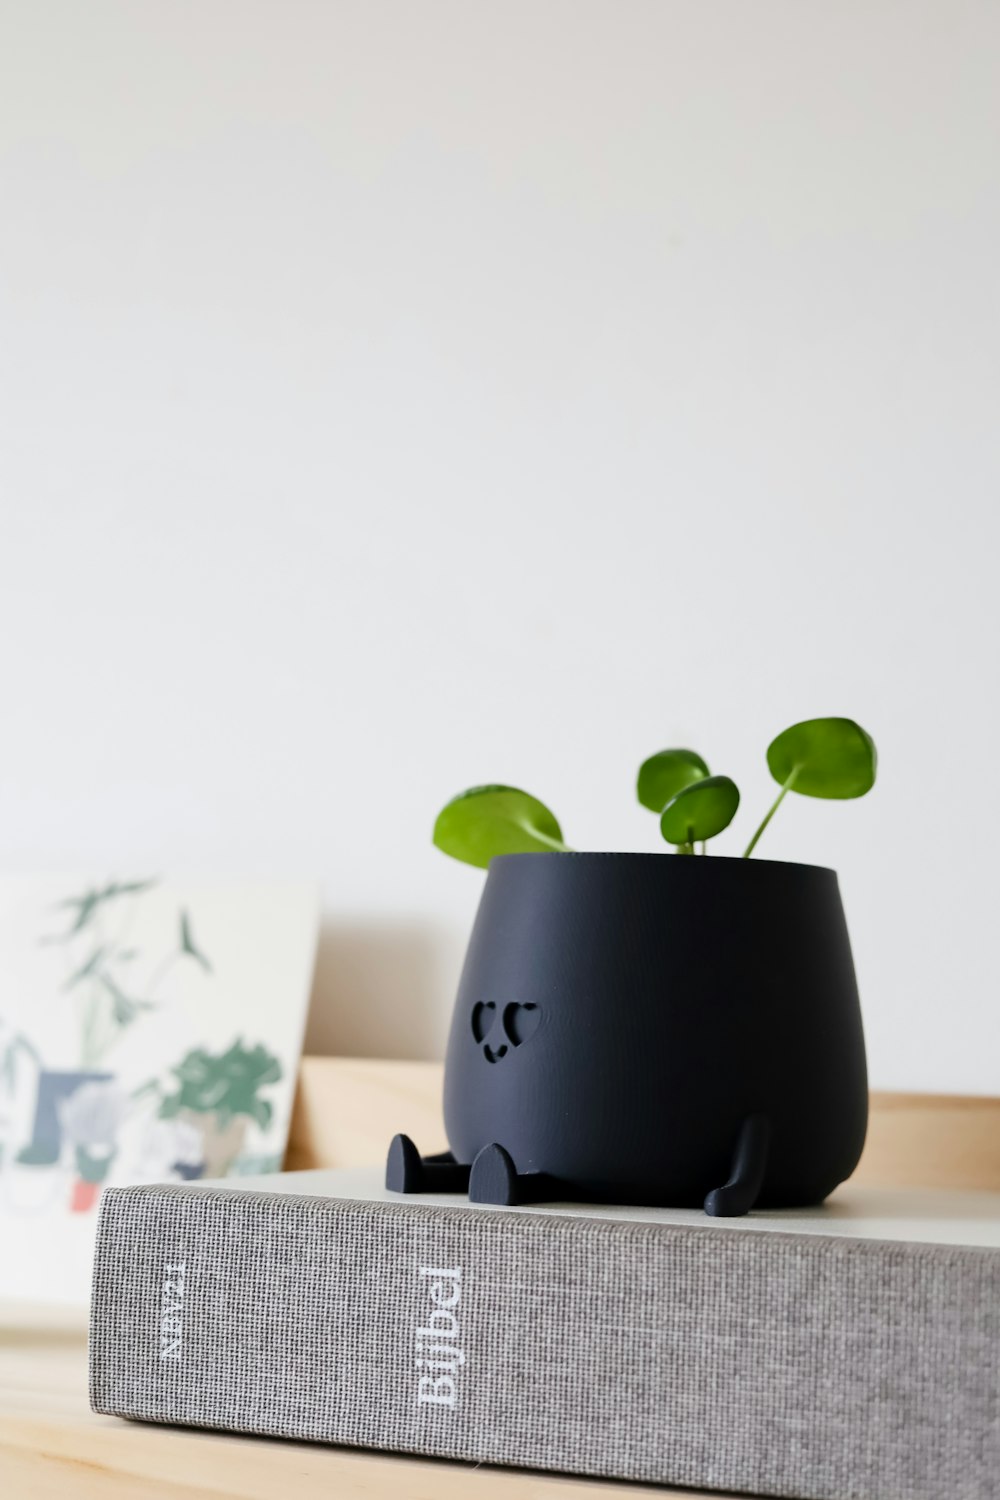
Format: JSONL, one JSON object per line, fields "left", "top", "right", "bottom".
{"left": 81, "top": 989, "right": 98, "bottom": 1069}
{"left": 743, "top": 769, "right": 799, "bottom": 858}
{"left": 145, "top": 950, "right": 177, "bottom": 1000}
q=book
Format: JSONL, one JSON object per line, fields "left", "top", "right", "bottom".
{"left": 89, "top": 1167, "right": 1000, "bottom": 1500}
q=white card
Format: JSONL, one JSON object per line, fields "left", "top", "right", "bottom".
{"left": 0, "top": 875, "right": 319, "bottom": 1303}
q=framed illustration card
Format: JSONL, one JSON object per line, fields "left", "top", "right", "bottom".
{"left": 0, "top": 875, "right": 319, "bottom": 1303}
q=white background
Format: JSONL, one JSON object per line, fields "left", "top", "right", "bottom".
{"left": 1, "top": 1, "right": 997, "bottom": 1091}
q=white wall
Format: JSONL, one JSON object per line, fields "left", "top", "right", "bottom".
{"left": 1, "top": 1, "right": 997, "bottom": 1091}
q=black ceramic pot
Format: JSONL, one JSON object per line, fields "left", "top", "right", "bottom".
{"left": 388, "top": 853, "right": 868, "bottom": 1215}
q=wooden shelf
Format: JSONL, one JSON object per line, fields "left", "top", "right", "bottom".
{"left": 287, "top": 1057, "right": 1000, "bottom": 1193}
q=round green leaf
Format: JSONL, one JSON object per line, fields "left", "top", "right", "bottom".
{"left": 660, "top": 776, "right": 740, "bottom": 846}
{"left": 637, "top": 749, "right": 709, "bottom": 813}
{"left": 767, "top": 718, "right": 877, "bottom": 800}
{"left": 433, "top": 785, "right": 569, "bottom": 869}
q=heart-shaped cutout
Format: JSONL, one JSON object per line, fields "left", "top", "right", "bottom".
{"left": 503, "top": 1002, "right": 541, "bottom": 1047}
{"left": 471, "top": 1001, "right": 495, "bottom": 1042}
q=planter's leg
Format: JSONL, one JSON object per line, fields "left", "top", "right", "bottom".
{"left": 703, "top": 1114, "right": 771, "bottom": 1217}
{"left": 468, "top": 1143, "right": 559, "bottom": 1207}
{"left": 385, "top": 1134, "right": 470, "bottom": 1194}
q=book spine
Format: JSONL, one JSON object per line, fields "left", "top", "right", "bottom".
{"left": 89, "top": 1184, "right": 998, "bottom": 1500}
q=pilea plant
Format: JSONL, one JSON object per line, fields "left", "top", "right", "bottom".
{"left": 433, "top": 717, "right": 876, "bottom": 866}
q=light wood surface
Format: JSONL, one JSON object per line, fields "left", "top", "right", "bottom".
{"left": 285, "top": 1056, "right": 448, "bottom": 1172}
{"left": 855, "top": 1090, "right": 1000, "bottom": 1191}
{"left": 3, "top": 1056, "right": 997, "bottom": 1498}
{"left": 287, "top": 1056, "right": 1000, "bottom": 1192}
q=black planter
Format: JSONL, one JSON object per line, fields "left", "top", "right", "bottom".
{"left": 388, "top": 853, "right": 868, "bottom": 1215}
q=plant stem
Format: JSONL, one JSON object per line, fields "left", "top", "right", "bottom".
{"left": 743, "top": 769, "right": 799, "bottom": 858}
{"left": 81, "top": 987, "right": 100, "bottom": 1069}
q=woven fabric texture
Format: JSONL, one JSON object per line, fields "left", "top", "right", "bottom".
{"left": 90, "top": 1184, "right": 999, "bottom": 1500}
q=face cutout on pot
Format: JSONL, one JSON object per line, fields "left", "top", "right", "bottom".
{"left": 470, "top": 1001, "right": 542, "bottom": 1063}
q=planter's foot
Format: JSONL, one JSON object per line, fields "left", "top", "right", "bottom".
{"left": 385, "top": 1134, "right": 470, "bottom": 1194}
{"left": 704, "top": 1113, "right": 771, "bottom": 1217}
{"left": 468, "top": 1143, "right": 557, "bottom": 1206}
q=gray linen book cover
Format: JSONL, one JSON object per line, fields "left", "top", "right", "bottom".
{"left": 89, "top": 1168, "right": 1000, "bottom": 1500}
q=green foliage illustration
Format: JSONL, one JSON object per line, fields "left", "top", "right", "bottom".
{"left": 158, "top": 1039, "right": 282, "bottom": 1131}
{"left": 0, "top": 1031, "right": 40, "bottom": 1097}
{"left": 41, "top": 881, "right": 214, "bottom": 1068}
{"left": 434, "top": 717, "right": 876, "bottom": 867}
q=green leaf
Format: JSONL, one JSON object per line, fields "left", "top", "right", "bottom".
{"left": 660, "top": 776, "right": 740, "bottom": 848}
{"left": 767, "top": 718, "right": 877, "bottom": 799}
{"left": 62, "top": 947, "right": 107, "bottom": 991}
{"left": 249, "top": 1095, "right": 273, "bottom": 1130}
{"left": 636, "top": 749, "right": 709, "bottom": 813}
{"left": 45, "top": 878, "right": 157, "bottom": 944}
{"left": 433, "top": 785, "right": 569, "bottom": 869}
{"left": 179, "top": 910, "right": 213, "bottom": 973}
{"left": 95, "top": 970, "right": 156, "bottom": 1027}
